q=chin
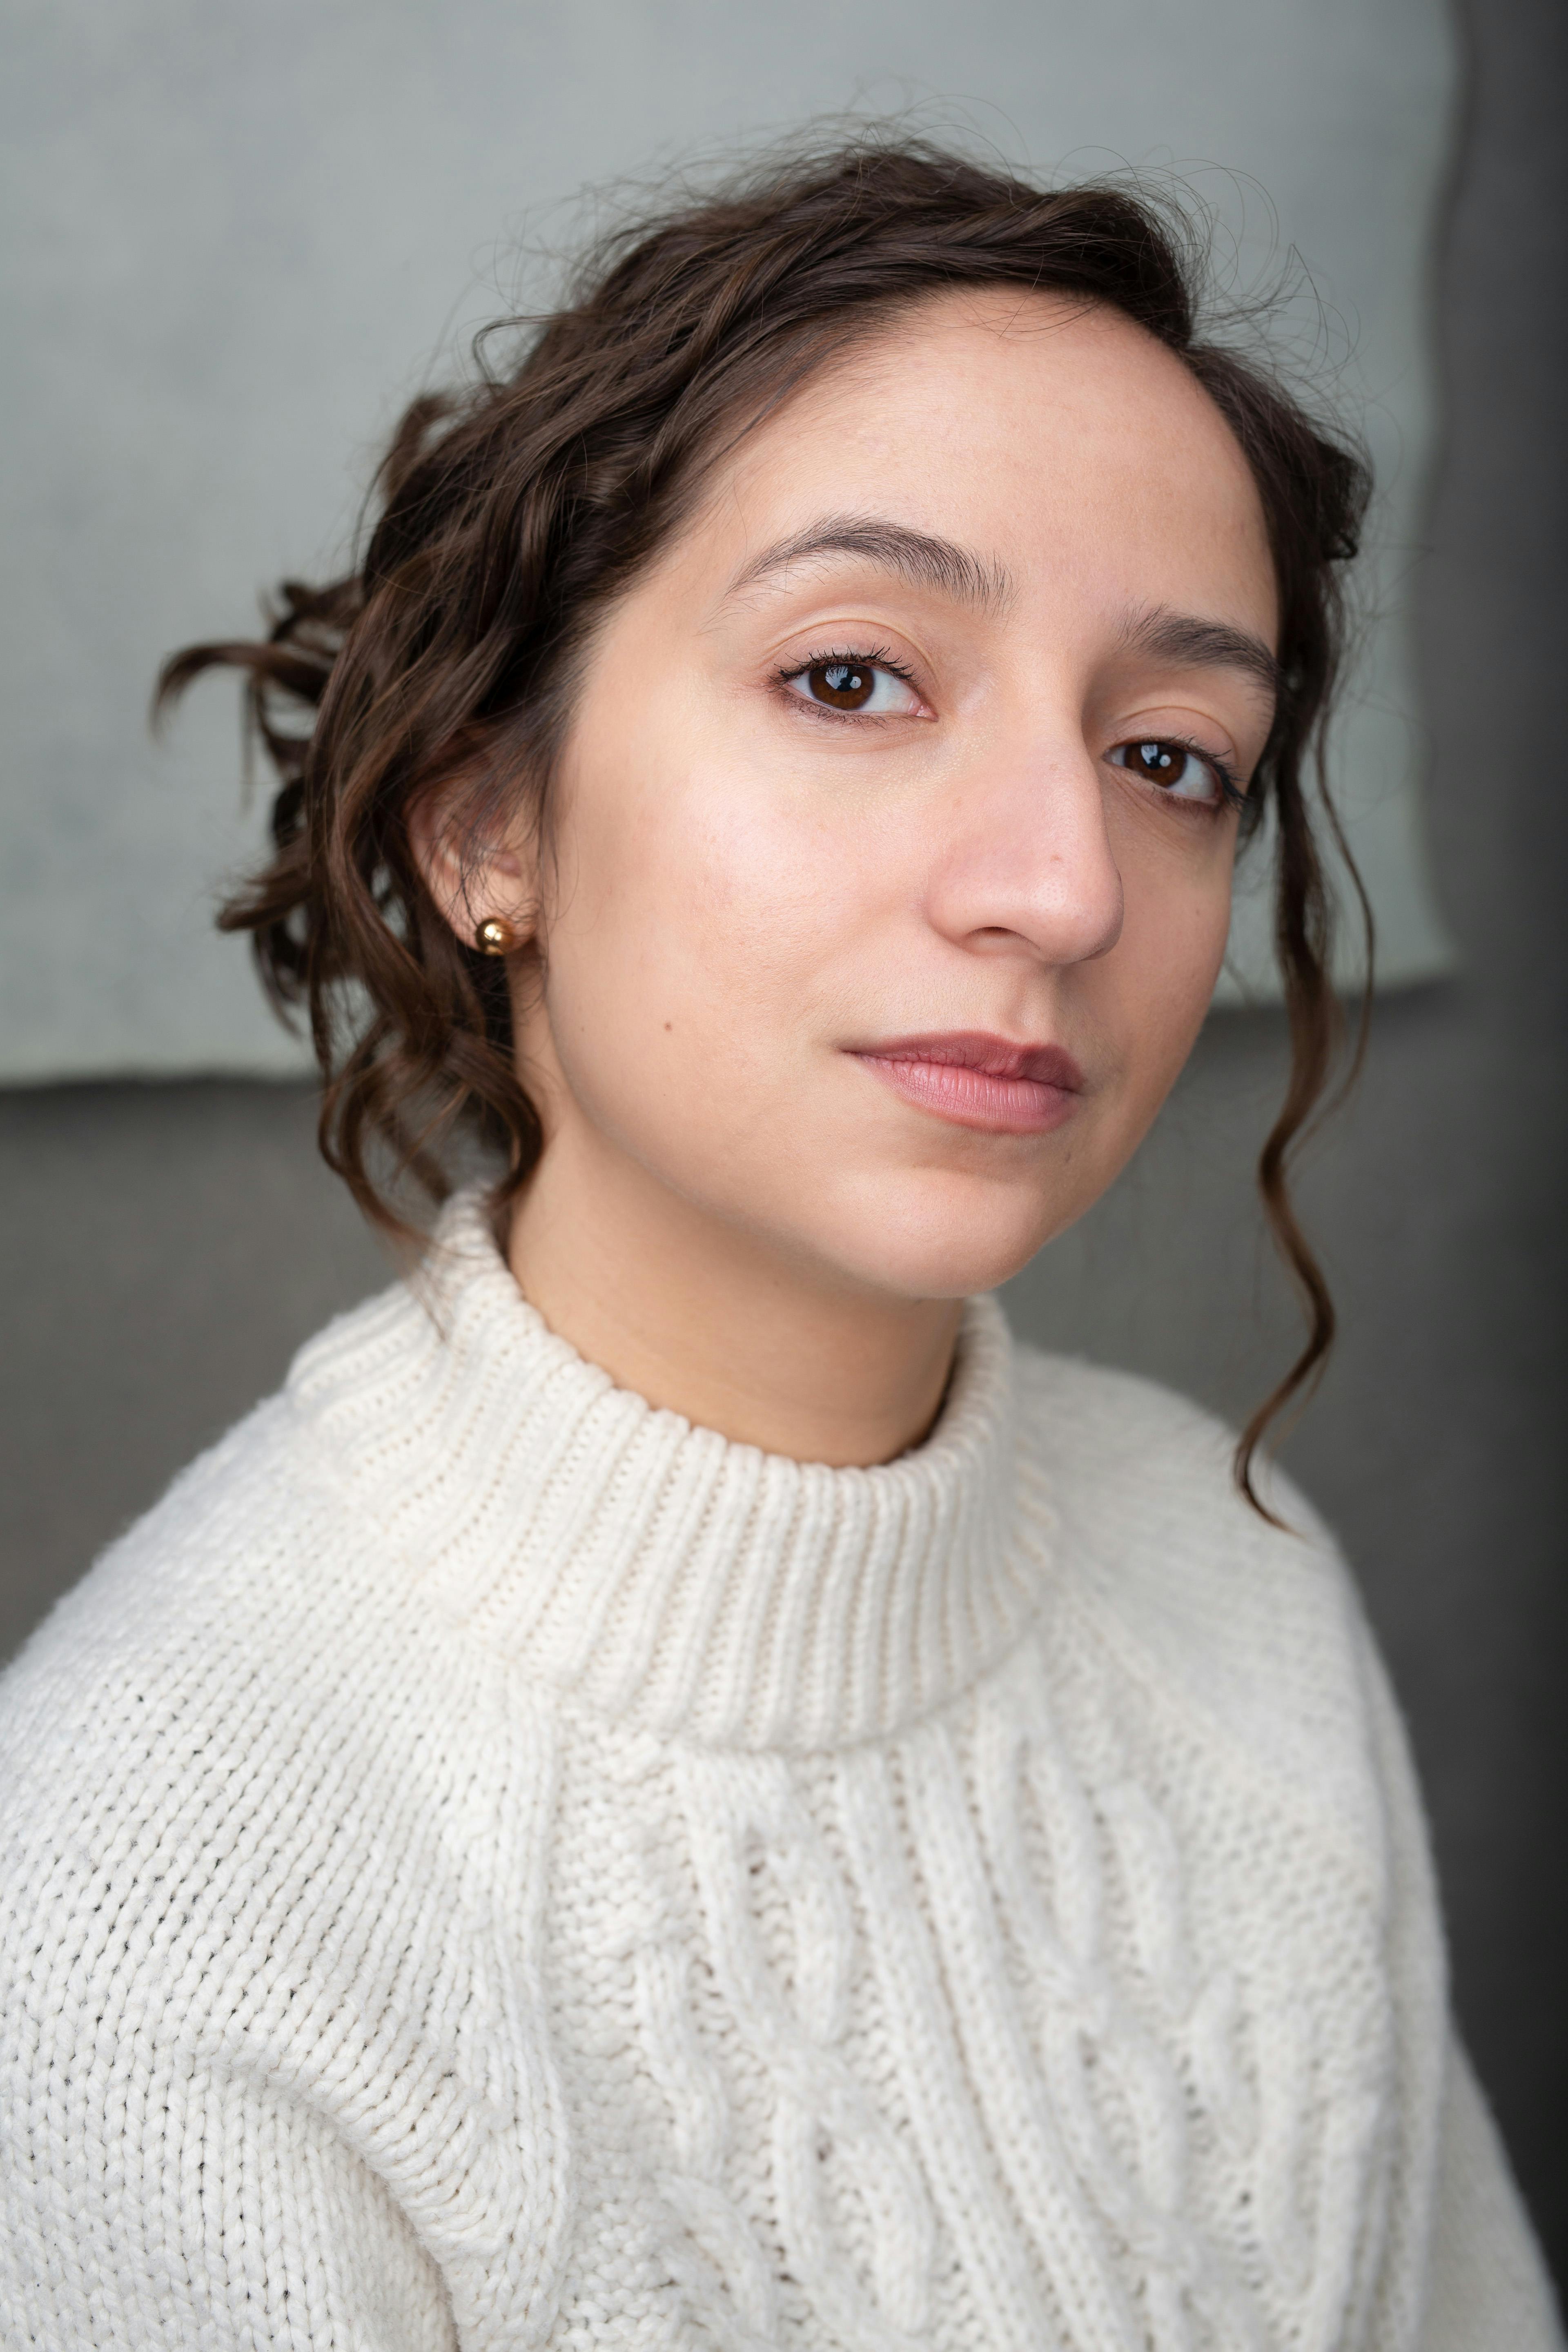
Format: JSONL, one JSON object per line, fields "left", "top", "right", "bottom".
{"left": 813, "top": 1166, "right": 1073, "bottom": 1302}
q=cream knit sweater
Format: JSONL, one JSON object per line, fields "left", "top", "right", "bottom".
{"left": 0, "top": 1194, "right": 1559, "bottom": 2352}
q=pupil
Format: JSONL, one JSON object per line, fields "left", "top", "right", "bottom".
{"left": 1140, "top": 741, "right": 1172, "bottom": 773}
{"left": 813, "top": 662, "right": 873, "bottom": 709}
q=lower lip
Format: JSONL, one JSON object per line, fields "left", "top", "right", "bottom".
{"left": 850, "top": 1053, "right": 1081, "bottom": 1135}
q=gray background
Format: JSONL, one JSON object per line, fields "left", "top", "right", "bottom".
{"left": 1, "top": 0, "right": 1455, "bottom": 1079}
{"left": 2, "top": 0, "right": 1564, "bottom": 2301}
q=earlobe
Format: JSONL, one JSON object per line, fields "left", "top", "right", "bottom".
{"left": 408, "top": 781, "right": 537, "bottom": 953}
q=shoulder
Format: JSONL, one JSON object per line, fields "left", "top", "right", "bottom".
{"left": 3, "top": 1271, "right": 434, "bottom": 1699}
{"left": 0, "top": 1278, "right": 474, "bottom": 2025}
{"left": 0, "top": 1348, "right": 335, "bottom": 1854}
{"left": 1011, "top": 1340, "right": 1389, "bottom": 1840}
{"left": 0, "top": 1284, "right": 568, "bottom": 2316}
{"left": 1013, "top": 1337, "right": 1342, "bottom": 1582}
{"left": 2, "top": 1314, "right": 368, "bottom": 1749}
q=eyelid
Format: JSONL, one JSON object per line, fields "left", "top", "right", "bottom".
{"left": 1109, "top": 702, "right": 1241, "bottom": 754}
{"left": 1108, "top": 702, "right": 1248, "bottom": 771}
{"left": 768, "top": 604, "right": 936, "bottom": 670}
{"left": 777, "top": 644, "right": 918, "bottom": 682}
{"left": 773, "top": 627, "right": 924, "bottom": 677}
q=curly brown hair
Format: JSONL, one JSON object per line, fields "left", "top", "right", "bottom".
{"left": 157, "top": 136, "right": 1371, "bottom": 1510}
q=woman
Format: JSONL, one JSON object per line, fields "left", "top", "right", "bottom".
{"left": 0, "top": 141, "right": 1558, "bottom": 2349}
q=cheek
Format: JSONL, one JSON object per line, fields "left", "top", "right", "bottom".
{"left": 538, "top": 718, "right": 859, "bottom": 1149}
{"left": 1101, "top": 826, "right": 1236, "bottom": 1102}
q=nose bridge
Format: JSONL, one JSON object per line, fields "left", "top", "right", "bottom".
{"left": 931, "top": 724, "right": 1125, "bottom": 966}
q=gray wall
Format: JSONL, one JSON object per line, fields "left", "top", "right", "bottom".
{"left": 1, "top": 0, "right": 1456, "bottom": 1075}
{"left": 2, "top": 0, "right": 1564, "bottom": 2289}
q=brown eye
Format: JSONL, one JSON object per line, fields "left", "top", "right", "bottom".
{"left": 783, "top": 656, "right": 925, "bottom": 719}
{"left": 808, "top": 660, "right": 875, "bottom": 710}
{"left": 1127, "top": 740, "right": 1180, "bottom": 782}
{"left": 1109, "top": 737, "right": 1224, "bottom": 804}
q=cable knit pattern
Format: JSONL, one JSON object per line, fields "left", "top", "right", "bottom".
{"left": 0, "top": 1192, "right": 1559, "bottom": 2351}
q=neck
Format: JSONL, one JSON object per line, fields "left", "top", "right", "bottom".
{"left": 506, "top": 1123, "right": 962, "bottom": 1468}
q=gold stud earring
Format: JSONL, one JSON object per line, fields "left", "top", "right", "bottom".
{"left": 475, "top": 916, "right": 517, "bottom": 957}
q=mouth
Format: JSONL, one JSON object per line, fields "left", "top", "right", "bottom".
{"left": 845, "top": 1030, "right": 1085, "bottom": 1136}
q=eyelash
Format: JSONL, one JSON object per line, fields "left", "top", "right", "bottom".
{"left": 773, "top": 650, "right": 1247, "bottom": 813}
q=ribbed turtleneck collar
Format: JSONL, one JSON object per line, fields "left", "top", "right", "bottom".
{"left": 287, "top": 1190, "right": 1054, "bottom": 1753}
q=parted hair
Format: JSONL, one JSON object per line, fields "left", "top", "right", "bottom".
{"left": 158, "top": 136, "right": 1372, "bottom": 1510}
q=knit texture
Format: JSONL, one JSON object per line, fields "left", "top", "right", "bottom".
{"left": 0, "top": 1192, "right": 1559, "bottom": 2351}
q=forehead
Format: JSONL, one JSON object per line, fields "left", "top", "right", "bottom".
{"left": 702, "top": 287, "right": 1277, "bottom": 636}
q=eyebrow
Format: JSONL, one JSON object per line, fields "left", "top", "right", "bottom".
{"left": 725, "top": 514, "right": 1013, "bottom": 612}
{"left": 1119, "top": 606, "right": 1281, "bottom": 702}
{"left": 723, "top": 522, "right": 1279, "bottom": 702}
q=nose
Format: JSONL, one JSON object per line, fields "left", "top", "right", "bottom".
{"left": 923, "top": 737, "right": 1125, "bottom": 967}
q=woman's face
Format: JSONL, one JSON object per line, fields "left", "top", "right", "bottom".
{"left": 503, "top": 290, "right": 1279, "bottom": 1302}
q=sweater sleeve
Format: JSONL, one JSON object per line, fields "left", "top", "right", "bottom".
{"left": 1416, "top": 2039, "right": 1564, "bottom": 2352}
{"left": 1, "top": 2040, "right": 459, "bottom": 2352}
{"left": 1350, "top": 1592, "right": 1563, "bottom": 2350}
{"left": 0, "top": 1797, "right": 459, "bottom": 2352}
{"left": 1, "top": 1399, "right": 570, "bottom": 2350}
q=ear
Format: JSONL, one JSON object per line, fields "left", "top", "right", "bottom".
{"left": 408, "top": 773, "right": 538, "bottom": 956}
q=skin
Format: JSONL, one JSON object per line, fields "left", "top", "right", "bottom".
{"left": 418, "top": 289, "right": 1280, "bottom": 1467}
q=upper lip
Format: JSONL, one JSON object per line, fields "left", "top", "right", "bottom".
{"left": 849, "top": 1030, "right": 1084, "bottom": 1091}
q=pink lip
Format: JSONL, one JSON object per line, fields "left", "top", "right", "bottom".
{"left": 847, "top": 1030, "right": 1085, "bottom": 1135}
